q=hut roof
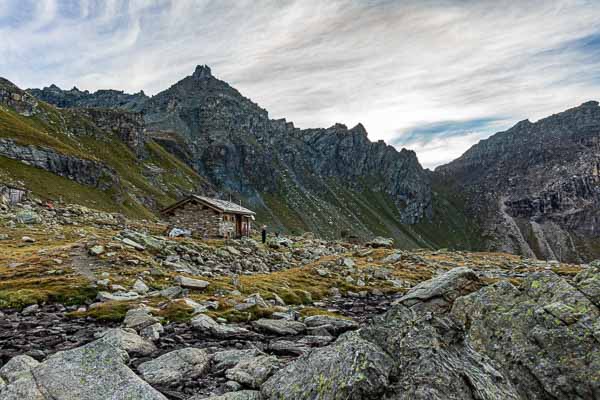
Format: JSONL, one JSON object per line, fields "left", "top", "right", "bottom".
{"left": 161, "top": 195, "right": 255, "bottom": 216}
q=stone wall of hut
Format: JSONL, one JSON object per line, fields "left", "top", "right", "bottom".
{"left": 163, "top": 201, "right": 224, "bottom": 238}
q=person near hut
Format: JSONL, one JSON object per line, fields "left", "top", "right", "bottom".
{"left": 261, "top": 225, "right": 267, "bottom": 244}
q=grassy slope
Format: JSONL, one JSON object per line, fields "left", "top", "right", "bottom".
{"left": 0, "top": 103, "right": 205, "bottom": 218}
{"left": 413, "top": 177, "right": 484, "bottom": 250}
{"left": 256, "top": 172, "right": 481, "bottom": 250}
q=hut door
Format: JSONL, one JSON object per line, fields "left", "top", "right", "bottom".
{"left": 235, "top": 215, "right": 242, "bottom": 237}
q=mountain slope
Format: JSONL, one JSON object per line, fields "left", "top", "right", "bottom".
{"left": 436, "top": 101, "right": 600, "bottom": 262}
{"left": 0, "top": 78, "right": 209, "bottom": 218}
{"left": 26, "top": 66, "right": 453, "bottom": 248}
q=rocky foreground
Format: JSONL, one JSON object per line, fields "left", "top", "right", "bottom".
{"left": 1, "top": 200, "right": 599, "bottom": 399}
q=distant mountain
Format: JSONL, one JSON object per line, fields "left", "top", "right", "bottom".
{"left": 28, "top": 84, "right": 148, "bottom": 112}
{"left": 10, "top": 66, "right": 470, "bottom": 248}
{"left": 437, "top": 101, "right": 600, "bottom": 262}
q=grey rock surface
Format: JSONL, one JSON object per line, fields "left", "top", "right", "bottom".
{"left": 451, "top": 270, "right": 600, "bottom": 399}
{"left": 138, "top": 348, "right": 210, "bottom": 386}
{"left": 1, "top": 337, "right": 167, "bottom": 400}
{"left": 251, "top": 319, "right": 306, "bottom": 336}
{"left": 0, "top": 138, "right": 119, "bottom": 190}
{"left": 303, "top": 315, "right": 358, "bottom": 335}
{"left": 189, "top": 390, "right": 262, "bottom": 400}
{"left": 123, "top": 307, "right": 160, "bottom": 330}
{"left": 0, "top": 354, "right": 39, "bottom": 384}
{"left": 95, "top": 328, "right": 157, "bottom": 356}
{"left": 262, "top": 268, "right": 520, "bottom": 399}
{"left": 211, "top": 349, "right": 263, "bottom": 372}
{"left": 225, "top": 355, "right": 280, "bottom": 389}
{"left": 175, "top": 275, "right": 210, "bottom": 289}
{"left": 191, "top": 314, "right": 254, "bottom": 339}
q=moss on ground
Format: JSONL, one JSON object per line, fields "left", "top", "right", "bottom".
{"left": 68, "top": 301, "right": 133, "bottom": 322}
{"left": 299, "top": 307, "right": 350, "bottom": 319}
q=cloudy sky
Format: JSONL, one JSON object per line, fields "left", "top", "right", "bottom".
{"left": 1, "top": 0, "right": 600, "bottom": 168}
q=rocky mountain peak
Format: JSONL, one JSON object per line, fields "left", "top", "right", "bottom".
{"left": 192, "top": 64, "right": 213, "bottom": 80}
{"left": 581, "top": 100, "right": 599, "bottom": 107}
{"left": 330, "top": 123, "right": 348, "bottom": 131}
{"left": 350, "top": 123, "right": 368, "bottom": 136}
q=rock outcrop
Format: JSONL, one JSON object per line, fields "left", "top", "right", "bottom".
{"left": 76, "top": 108, "right": 147, "bottom": 158}
{"left": 0, "top": 331, "right": 167, "bottom": 400}
{"left": 0, "top": 78, "right": 39, "bottom": 116}
{"left": 261, "top": 266, "right": 600, "bottom": 399}
{"left": 437, "top": 101, "right": 600, "bottom": 262}
{"left": 0, "top": 138, "right": 119, "bottom": 189}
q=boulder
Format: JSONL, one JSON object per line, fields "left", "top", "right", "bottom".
{"left": 262, "top": 331, "right": 393, "bottom": 399}
{"left": 268, "top": 340, "right": 309, "bottom": 356}
{"left": 191, "top": 314, "right": 254, "bottom": 339}
{"left": 382, "top": 251, "right": 402, "bottom": 264}
{"left": 225, "top": 355, "right": 280, "bottom": 389}
{"left": 15, "top": 210, "right": 40, "bottom": 224}
{"left": 138, "top": 348, "right": 210, "bottom": 386}
{"left": 122, "top": 237, "right": 145, "bottom": 250}
{"left": 140, "top": 323, "right": 164, "bottom": 341}
{"left": 123, "top": 307, "right": 160, "bottom": 330}
{"left": 212, "top": 349, "right": 263, "bottom": 372}
{"left": 133, "top": 279, "right": 150, "bottom": 294}
{"left": 235, "top": 293, "right": 268, "bottom": 311}
{"left": 0, "top": 355, "right": 39, "bottom": 384}
{"left": 97, "top": 291, "right": 141, "bottom": 302}
{"left": 451, "top": 271, "right": 600, "bottom": 399}
{"left": 303, "top": 315, "right": 358, "bottom": 335}
{"left": 396, "top": 266, "right": 482, "bottom": 313}
{"left": 174, "top": 275, "right": 210, "bottom": 290}
{"left": 366, "top": 236, "right": 393, "bottom": 248}
{"left": 21, "top": 304, "right": 39, "bottom": 316}
{"left": 189, "top": 390, "right": 261, "bottom": 400}
{"left": 121, "top": 230, "right": 166, "bottom": 251}
{"left": 573, "top": 262, "right": 600, "bottom": 306}
{"left": 160, "top": 285, "right": 183, "bottom": 298}
{"left": 251, "top": 319, "right": 306, "bottom": 336}
{"left": 262, "top": 268, "right": 520, "bottom": 400}
{"left": 88, "top": 245, "right": 105, "bottom": 256}
{"left": 96, "top": 328, "right": 157, "bottom": 356}
{"left": 0, "top": 338, "right": 166, "bottom": 400}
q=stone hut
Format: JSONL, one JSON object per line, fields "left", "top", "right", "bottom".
{"left": 161, "top": 195, "right": 255, "bottom": 238}
{"left": 0, "top": 184, "right": 27, "bottom": 205}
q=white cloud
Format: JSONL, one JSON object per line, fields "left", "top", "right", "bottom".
{"left": 1, "top": 0, "right": 600, "bottom": 168}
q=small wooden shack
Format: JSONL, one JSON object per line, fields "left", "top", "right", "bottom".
{"left": 161, "top": 195, "right": 255, "bottom": 239}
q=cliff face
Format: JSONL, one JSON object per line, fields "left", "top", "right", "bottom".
{"left": 437, "top": 101, "right": 600, "bottom": 262}
{"left": 75, "top": 108, "right": 147, "bottom": 158}
{"left": 28, "top": 65, "right": 434, "bottom": 246}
